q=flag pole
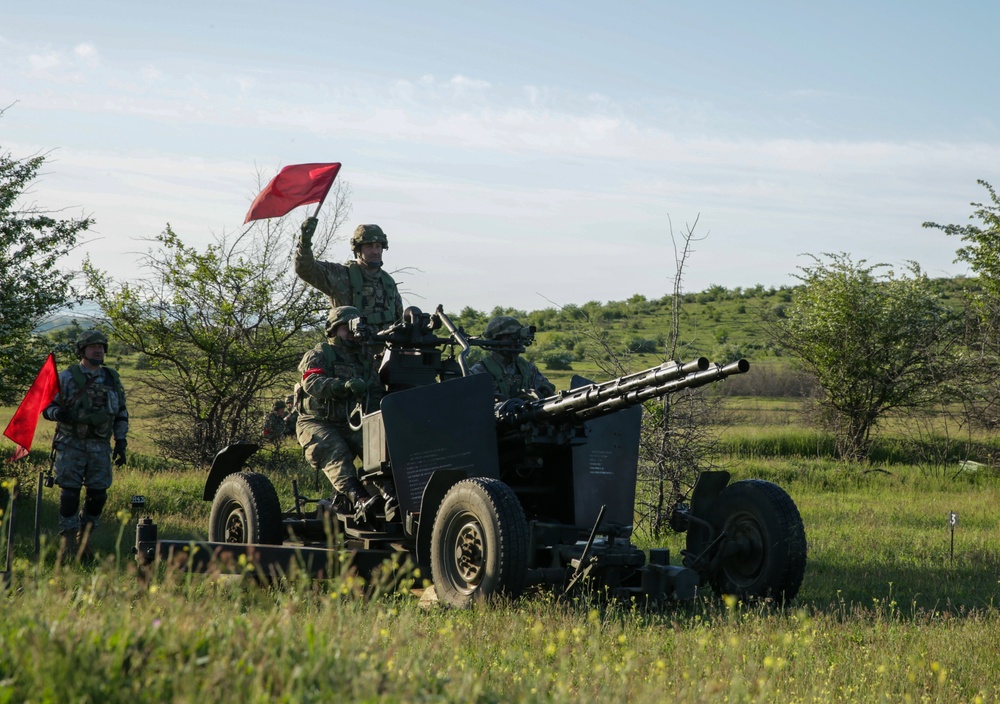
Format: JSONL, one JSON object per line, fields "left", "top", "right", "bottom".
{"left": 312, "top": 187, "right": 331, "bottom": 219}
{"left": 311, "top": 167, "right": 338, "bottom": 218}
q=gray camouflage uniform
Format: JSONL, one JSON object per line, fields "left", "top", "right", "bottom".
{"left": 44, "top": 365, "right": 128, "bottom": 534}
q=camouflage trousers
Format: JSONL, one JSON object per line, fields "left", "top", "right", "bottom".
{"left": 53, "top": 436, "right": 114, "bottom": 533}
{"left": 296, "top": 418, "right": 363, "bottom": 494}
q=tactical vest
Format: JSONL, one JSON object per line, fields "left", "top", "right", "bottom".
{"left": 300, "top": 343, "right": 374, "bottom": 423}
{"left": 61, "top": 365, "right": 122, "bottom": 440}
{"left": 480, "top": 356, "right": 535, "bottom": 400}
{"left": 347, "top": 262, "right": 398, "bottom": 327}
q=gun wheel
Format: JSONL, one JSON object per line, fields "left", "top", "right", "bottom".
{"left": 698, "top": 479, "right": 807, "bottom": 603}
{"left": 431, "top": 477, "right": 529, "bottom": 608}
{"left": 209, "top": 472, "right": 284, "bottom": 545}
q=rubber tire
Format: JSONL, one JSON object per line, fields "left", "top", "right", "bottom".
{"left": 698, "top": 479, "right": 807, "bottom": 603}
{"left": 208, "top": 472, "right": 284, "bottom": 545}
{"left": 430, "top": 477, "right": 530, "bottom": 608}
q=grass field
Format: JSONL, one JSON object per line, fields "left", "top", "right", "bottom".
{"left": 2, "top": 433, "right": 999, "bottom": 701}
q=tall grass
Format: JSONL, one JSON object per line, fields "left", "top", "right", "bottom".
{"left": 717, "top": 426, "right": 1000, "bottom": 469}
{"left": 1, "top": 552, "right": 998, "bottom": 702}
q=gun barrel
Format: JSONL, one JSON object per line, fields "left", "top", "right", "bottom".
{"left": 507, "top": 358, "right": 748, "bottom": 426}
{"left": 574, "top": 358, "right": 749, "bottom": 421}
{"left": 530, "top": 357, "right": 709, "bottom": 420}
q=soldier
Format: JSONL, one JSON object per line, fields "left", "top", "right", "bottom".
{"left": 295, "top": 219, "right": 404, "bottom": 330}
{"left": 470, "top": 316, "right": 556, "bottom": 401}
{"left": 296, "top": 306, "right": 396, "bottom": 522}
{"left": 42, "top": 329, "right": 128, "bottom": 554}
{"left": 262, "top": 399, "right": 289, "bottom": 439}
{"left": 282, "top": 393, "right": 298, "bottom": 437}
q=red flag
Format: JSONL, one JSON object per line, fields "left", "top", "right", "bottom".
{"left": 244, "top": 162, "right": 342, "bottom": 223}
{"left": 3, "top": 353, "right": 60, "bottom": 463}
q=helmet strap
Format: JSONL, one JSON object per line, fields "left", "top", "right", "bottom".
{"left": 357, "top": 254, "right": 382, "bottom": 270}
{"left": 81, "top": 355, "right": 103, "bottom": 370}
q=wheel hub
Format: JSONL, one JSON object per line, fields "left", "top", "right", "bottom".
{"left": 224, "top": 506, "right": 248, "bottom": 543}
{"left": 721, "top": 514, "right": 765, "bottom": 585}
{"left": 452, "top": 518, "right": 486, "bottom": 588}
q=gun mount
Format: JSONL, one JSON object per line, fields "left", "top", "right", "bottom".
{"left": 138, "top": 305, "right": 806, "bottom": 609}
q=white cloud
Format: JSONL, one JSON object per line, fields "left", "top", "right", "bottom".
{"left": 448, "top": 74, "right": 491, "bottom": 90}
{"left": 141, "top": 65, "right": 163, "bottom": 82}
{"left": 28, "top": 51, "right": 64, "bottom": 72}
{"left": 73, "top": 42, "right": 100, "bottom": 65}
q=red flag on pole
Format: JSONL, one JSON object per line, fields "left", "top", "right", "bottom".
{"left": 3, "top": 353, "right": 60, "bottom": 463}
{"left": 244, "top": 162, "right": 342, "bottom": 223}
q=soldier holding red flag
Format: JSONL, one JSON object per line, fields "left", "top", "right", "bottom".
{"left": 243, "top": 162, "right": 403, "bottom": 330}
{"left": 295, "top": 220, "right": 404, "bottom": 331}
{"left": 42, "top": 329, "right": 129, "bottom": 553}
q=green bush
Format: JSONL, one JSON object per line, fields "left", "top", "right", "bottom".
{"left": 541, "top": 351, "right": 574, "bottom": 370}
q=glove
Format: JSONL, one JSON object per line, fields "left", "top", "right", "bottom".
{"left": 112, "top": 438, "right": 127, "bottom": 467}
{"left": 300, "top": 217, "right": 318, "bottom": 247}
{"left": 44, "top": 406, "right": 72, "bottom": 423}
{"left": 345, "top": 378, "right": 370, "bottom": 397}
{"left": 495, "top": 397, "right": 526, "bottom": 422}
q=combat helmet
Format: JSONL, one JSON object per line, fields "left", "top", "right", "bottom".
{"left": 350, "top": 224, "right": 389, "bottom": 252}
{"left": 75, "top": 329, "right": 109, "bottom": 358}
{"left": 483, "top": 316, "right": 523, "bottom": 340}
{"left": 326, "top": 306, "right": 361, "bottom": 336}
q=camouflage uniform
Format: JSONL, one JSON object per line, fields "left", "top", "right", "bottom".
{"left": 470, "top": 316, "right": 556, "bottom": 401}
{"left": 282, "top": 394, "right": 298, "bottom": 437}
{"left": 470, "top": 352, "right": 555, "bottom": 401}
{"left": 43, "top": 348, "right": 129, "bottom": 536}
{"left": 296, "top": 336, "right": 383, "bottom": 494}
{"left": 262, "top": 401, "right": 288, "bottom": 439}
{"left": 295, "top": 223, "right": 403, "bottom": 330}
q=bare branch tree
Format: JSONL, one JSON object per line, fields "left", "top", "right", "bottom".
{"left": 83, "top": 182, "right": 351, "bottom": 465}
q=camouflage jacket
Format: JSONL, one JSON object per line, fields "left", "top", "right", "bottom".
{"left": 294, "top": 242, "right": 403, "bottom": 329}
{"left": 45, "top": 364, "right": 129, "bottom": 442}
{"left": 262, "top": 411, "right": 287, "bottom": 437}
{"left": 297, "top": 339, "right": 384, "bottom": 423}
{"left": 469, "top": 353, "right": 555, "bottom": 401}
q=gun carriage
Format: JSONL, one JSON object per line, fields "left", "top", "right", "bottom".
{"left": 135, "top": 306, "right": 806, "bottom": 607}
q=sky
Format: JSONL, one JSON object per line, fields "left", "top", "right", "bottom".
{"left": 2, "top": 1, "right": 998, "bottom": 314}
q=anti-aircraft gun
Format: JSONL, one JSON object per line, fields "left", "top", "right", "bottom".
{"left": 135, "top": 305, "right": 807, "bottom": 608}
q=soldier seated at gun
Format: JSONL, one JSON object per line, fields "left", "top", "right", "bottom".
{"left": 470, "top": 316, "right": 556, "bottom": 402}
{"left": 295, "top": 306, "right": 396, "bottom": 523}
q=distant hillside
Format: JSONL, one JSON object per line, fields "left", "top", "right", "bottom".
{"left": 33, "top": 304, "right": 103, "bottom": 333}
{"left": 450, "top": 276, "right": 975, "bottom": 377}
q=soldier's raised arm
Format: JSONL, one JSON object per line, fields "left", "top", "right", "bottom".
{"left": 294, "top": 217, "right": 352, "bottom": 303}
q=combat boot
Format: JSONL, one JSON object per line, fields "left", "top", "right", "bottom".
{"left": 76, "top": 522, "right": 96, "bottom": 562}
{"left": 343, "top": 478, "right": 377, "bottom": 526}
{"left": 58, "top": 530, "right": 78, "bottom": 562}
{"left": 329, "top": 493, "right": 353, "bottom": 515}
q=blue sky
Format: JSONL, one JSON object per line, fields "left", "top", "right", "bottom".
{"left": 2, "top": 1, "right": 997, "bottom": 313}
